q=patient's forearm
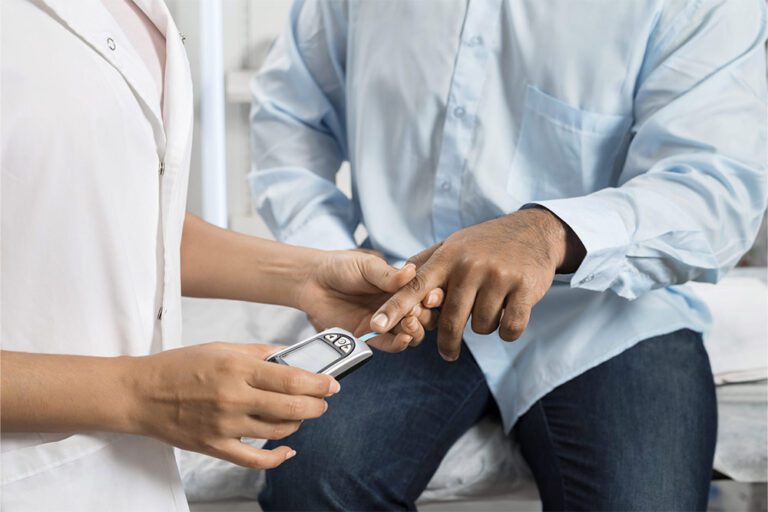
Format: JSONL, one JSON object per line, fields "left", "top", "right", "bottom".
{"left": 0, "top": 350, "right": 134, "bottom": 433}
{"left": 180, "top": 213, "right": 318, "bottom": 308}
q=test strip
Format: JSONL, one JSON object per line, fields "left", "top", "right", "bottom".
{"left": 358, "top": 332, "right": 381, "bottom": 343}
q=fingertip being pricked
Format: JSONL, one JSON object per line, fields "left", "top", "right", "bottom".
{"left": 371, "top": 312, "right": 389, "bottom": 332}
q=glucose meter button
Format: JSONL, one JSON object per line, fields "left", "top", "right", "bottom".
{"left": 334, "top": 338, "right": 351, "bottom": 347}
{"left": 340, "top": 344, "right": 352, "bottom": 354}
{"left": 324, "top": 334, "right": 339, "bottom": 342}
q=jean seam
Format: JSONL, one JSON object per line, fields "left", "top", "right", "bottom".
{"left": 402, "top": 371, "right": 489, "bottom": 502}
{"left": 538, "top": 400, "right": 570, "bottom": 510}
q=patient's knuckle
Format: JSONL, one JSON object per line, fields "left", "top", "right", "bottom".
{"left": 406, "top": 273, "right": 427, "bottom": 294}
{"left": 517, "top": 272, "right": 537, "bottom": 290}
{"left": 459, "top": 255, "right": 482, "bottom": 272}
{"left": 440, "top": 320, "right": 461, "bottom": 339}
{"left": 490, "top": 265, "right": 513, "bottom": 282}
{"left": 385, "top": 295, "right": 404, "bottom": 314}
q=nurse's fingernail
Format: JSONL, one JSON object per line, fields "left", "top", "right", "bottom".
{"left": 328, "top": 379, "right": 341, "bottom": 395}
{"left": 372, "top": 313, "right": 389, "bottom": 330}
{"left": 323, "top": 401, "right": 329, "bottom": 412}
{"left": 286, "top": 450, "right": 297, "bottom": 460}
{"left": 402, "top": 263, "right": 416, "bottom": 272}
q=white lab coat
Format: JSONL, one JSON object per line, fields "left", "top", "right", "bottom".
{"left": 1, "top": 0, "right": 193, "bottom": 509}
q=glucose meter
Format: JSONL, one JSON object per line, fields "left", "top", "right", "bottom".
{"left": 267, "top": 328, "right": 374, "bottom": 379}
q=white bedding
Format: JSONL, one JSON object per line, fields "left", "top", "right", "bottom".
{"left": 178, "top": 269, "right": 768, "bottom": 503}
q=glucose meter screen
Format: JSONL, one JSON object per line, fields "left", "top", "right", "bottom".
{"left": 282, "top": 339, "right": 339, "bottom": 373}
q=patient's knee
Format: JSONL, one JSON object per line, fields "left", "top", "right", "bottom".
{"left": 258, "top": 441, "right": 411, "bottom": 511}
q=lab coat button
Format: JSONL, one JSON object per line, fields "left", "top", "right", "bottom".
{"left": 159, "top": 160, "right": 165, "bottom": 176}
{"left": 107, "top": 37, "right": 116, "bottom": 51}
{"left": 453, "top": 106, "right": 466, "bottom": 118}
{"left": 157, "top": 307, "right": 164, "bottom": 320}
{"left": 440, "top": 181, "right": 451, "bottom": 191}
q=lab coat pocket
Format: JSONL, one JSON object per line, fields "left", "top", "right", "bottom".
{"left": 0, "top": 433, "right": 114, "bottom": 486}
{"left": 1, "top": 434, "right": 186, "bottom": 511}
{"left": 507, "top": 85, "right": 631, "bottom": 202}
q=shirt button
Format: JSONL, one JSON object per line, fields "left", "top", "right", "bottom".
{"left": 453, "top": 106, "right": 466, "bottom": 118}
{"left": 440, "top": 181, "right": 451, "bottom": 191}
{"left": 581, "top": 274, "right": 595, "bottom": 284}
{"left": 107, "top": 37, "right": 116, "bottom": 51}
{"left": 468, "top": 35, "right": 484, "bottom": 47}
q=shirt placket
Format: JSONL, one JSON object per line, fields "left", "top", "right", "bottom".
{"left": 432, "top": 0, "right": 502, "bottom": 242}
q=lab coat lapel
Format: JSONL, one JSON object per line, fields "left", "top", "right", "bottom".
{"left": 131, "top": 0, "right": 194, "bottom": 242}
{"left": 37, "top": 0, "right": 167, "bottom": 152}
{"left": 131, "top": 0, "right": 194, "bottom": 162}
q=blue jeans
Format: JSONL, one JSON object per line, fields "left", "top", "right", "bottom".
{"left": 259, "top": 329, "right": 717, "bottom": 511}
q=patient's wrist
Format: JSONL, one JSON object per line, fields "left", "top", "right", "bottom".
{"left": 522, "top": 206, "right": 585, "bottom": 274}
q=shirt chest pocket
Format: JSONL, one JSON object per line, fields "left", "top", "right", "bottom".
{"left": 507, "top": 85, "right": 632, "bottom": 202}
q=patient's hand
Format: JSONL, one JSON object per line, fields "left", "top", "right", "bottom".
{"left": 369, "top": 208, "right": 585, "bottom": 361}
{"left": 297, "top": 250, "right": 443, "bottom": 352}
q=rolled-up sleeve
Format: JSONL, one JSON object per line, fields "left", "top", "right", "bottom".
{"left": 535, "top": 0, "right": 768, "bottom": 299}
{"left": 249, "top": 0, "right": 357, "bottom": 250}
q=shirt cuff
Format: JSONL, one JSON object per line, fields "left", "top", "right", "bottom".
{"left": 280, "top": 213, "right": 358, "bottom": 251}
{"left": 529, "top": 196, "right": 630, "bottom": 293}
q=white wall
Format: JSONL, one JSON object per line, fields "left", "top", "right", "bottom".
{"left": 167, "top": 0, "right": 293, "bottom": 238}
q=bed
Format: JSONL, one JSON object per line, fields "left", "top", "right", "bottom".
{"left": 179, "top": 268, "right": 767, "bottom": 511}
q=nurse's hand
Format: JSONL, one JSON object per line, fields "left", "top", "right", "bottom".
{"left": 297, "top": 250, "right": 443, "bottom": 352}
{"left": 126, "top": 342, "right": 339, "bottom": 469}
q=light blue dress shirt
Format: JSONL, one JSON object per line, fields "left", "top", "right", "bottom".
{"left": 250, "top": 0, "right": 768, "bottom": 430}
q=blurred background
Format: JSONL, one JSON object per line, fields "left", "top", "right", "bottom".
{"left": 168, "top": 0, "right": 293, "bottom": 238}
{"left": 168, "top": 0, "right": 356, "bottom": 243}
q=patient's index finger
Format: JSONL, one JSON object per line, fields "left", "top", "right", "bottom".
{"left": 371, "top": 264, "right": 445, "bottom": 333}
